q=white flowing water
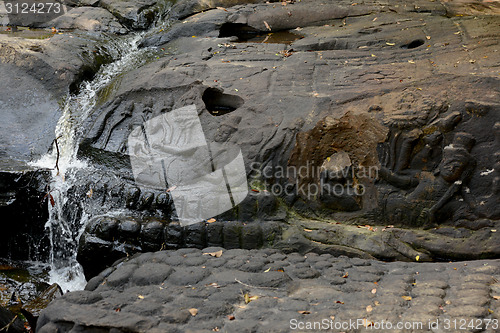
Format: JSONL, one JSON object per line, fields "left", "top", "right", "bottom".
{"left": 30, "top": 33, "right": 153, "bottom": 291}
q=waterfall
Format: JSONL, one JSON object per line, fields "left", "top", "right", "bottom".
{"left": 30, "top": 33, "right": 154, "bottom": 291}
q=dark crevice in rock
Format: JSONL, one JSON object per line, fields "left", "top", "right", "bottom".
{"left": 401, "top": 39, "right": 425, "bottom": 49}
{"left": 202, "top": 88, "right": 244, "bottom": 115}
{"left": 219, "top": 23, "right": 264, "bottom": 41}
{"left": 69, "top": 50, "right": 114, "bottom": 95}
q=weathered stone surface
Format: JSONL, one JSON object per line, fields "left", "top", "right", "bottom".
{"left": 77, "top": 215, "right": 285, "bottom": 278}
{"left": 38, "top": 249, "right": 500, "bottom": 332}
{"left": 42, "top": 7, "right": 127, "bottom": 34}
{"left": 0, "top": 162, "right": 50, "bottom": 260}
{"left": 78, "top": 0, "right": 500, "bottom": 235}
{"left": 99, "top": 0, "right": 163, "bottom": 29}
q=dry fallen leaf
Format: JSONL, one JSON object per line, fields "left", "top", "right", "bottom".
{"left": 342, "top": 272, "right": 349, "bottom": 278}
{"left": 216, "top": 6, "right": 227, "bottom": 11}
{"left": 493, "top": 296, "right": 500, "bottom": 300}
{"left": 244, "top": 293, "right": 259, "bottom": 304}
{"left": 366, "top": 305, "right": 373, "bottom": 313}
{"left": 203, "top": 250, "right": 223, "bottom": 258}
{"left": 386, "top": 42, "right": 395, "bottom": 46}
{"left": 330, "top": 315, "right": 335, "bottom": 320}
{"left": 416, "top": 255, "right": 420, "bottom": 261}
{"left": 207, "top": 218, "right": 216, "bottom": 223}
{"left": 401, "top": 296, "right": 412, "bottom": 301}
{"left": 298, "top": 310, "right": 311, "bottom": 314}
{"left": 138, "top": 295, "right": 144, "bottom": 299}
{"left": 445, "top": 300, "right": 452, "bottom": 305}
{"left": 188, "top": 308, "right": 198, "bottom": 316}
{"left": 264, "top": 267, "right": 271, "bottom": 273}
{"left": 371, "top": 288, "right": 377, "bottom": 294}
{"left": 335, "top": 301, "right": 344, "bottom": 304}
{"left": 227, "top": 315, "right": 235, "bottom": 320}
{"left": 263, "top": 21, "right": 271, "bottom": 31}
{"left": 374, "top": 301, "right": 380, "bottom": 306}
{"left": 362, "top": 319, "right": 373, "bottom": 327}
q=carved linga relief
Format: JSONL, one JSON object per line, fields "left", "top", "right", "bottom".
{"left": 287, "top": 111, "right": 388, "bottom": 211}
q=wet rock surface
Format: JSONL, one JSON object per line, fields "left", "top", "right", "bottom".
{"left": 39, "top": 248, "right": 500, "bottom": 332}
{"left": 0, "top": 162, "right": 50, "bottom": 260}
{"left": 77, "top": 215, "right": 284, "bottom": 278}
{"left": 76, "top": 210, "right": 500, "bottom": 280}
{"left": 1, "top": 260, "right": 63, "bottom": 332}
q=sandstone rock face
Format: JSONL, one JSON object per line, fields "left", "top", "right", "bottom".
{"left": 1, "top": 0, "right": 499, "bottom": 280}
{"left": 41, "top": 7, "right": 127, "bottom": 34}
{"left": 37, "top": 248, "right": 500, "bottom": 332}
{"left": 62, "top": 0, "right": 500, "bottom": 273}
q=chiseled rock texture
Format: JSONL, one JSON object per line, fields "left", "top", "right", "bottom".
{"left": 80, "top": 0, "right": 500, "bottom": 227}
{"left": 38, "top": 248, "right": 500, "bottom": 332}
{"left": 70, "top": 0, "right": 500, "bottom": 275}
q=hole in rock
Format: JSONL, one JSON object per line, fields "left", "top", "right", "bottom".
{"left": 219, "top": 23, "right": 302, "bottom": 44}
{"left": 219, "top": 23, "right": 262, "bottom": 41}
{"left": 203, "top": 88, "right": 244, "bottom": 116}
{"left": 401, "top": 39, "right": 425, "bottom": 49}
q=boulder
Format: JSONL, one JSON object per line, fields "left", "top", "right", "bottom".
{"left": 41, "top": 7, "right": 127, "bottom": 34}
{"left": 99, "top": 0, "right": 164, "bottom": 29}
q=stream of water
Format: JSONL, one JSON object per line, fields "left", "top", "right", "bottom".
{"left": 30, "top": 32, "right": 155, "bottom": 291}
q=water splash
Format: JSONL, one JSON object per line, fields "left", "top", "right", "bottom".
{"left": 31, "top": 33, "right": 153, "bottom": 291}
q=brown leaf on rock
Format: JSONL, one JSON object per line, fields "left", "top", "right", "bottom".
{"left": 366, "top": 305, "right": 373, "bottom": 313}
{"left": 298, "top": 310, "right": 311, "bottom": 314}
{"left": 227, "top": 315, "right": 235, "bottom": 320}
{"left": 203, "top": 250, "right": 223, "bottom": 258}
{"left": 401, "top": 296, "right": 412, "bottom": 301}
{"left": 362, "top": 319, "right": 373, "bottom": 327}
{"left": 342, "top": 272, "right": 349, "bottom": 278}
{"left": 188, "top": 308, "right": 198, "bottom": 316}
